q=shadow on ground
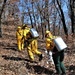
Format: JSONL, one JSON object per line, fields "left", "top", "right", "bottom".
{"left": 66, "top": 65, "right": 75, "bottom": 75}
{"left": 26, "top": 63, "right": 53, "bottom": 75}
{"left": 2, "top": 55, "right": 54, "bottom": 75}
{"left": 2, "top": 55, "right": 37, "bottom": 63}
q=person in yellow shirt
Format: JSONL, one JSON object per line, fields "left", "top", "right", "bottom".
{"left": 45, "top": 30, "right": 55, "bottom": 51}
{"left": 22, "top": 24, "right": 30, "bottom": 38}
{"left": 45, "top": 30, "right": 66, "bottom": 75}
{"left": 16, "top": 26, "right": 24, "bottom": 51}
{"left": 45, "top": 30, "right": 54, "bottom": 64}
{"left": 26, "top": 32, "right": 43, "bottom": 61}
{"left": 21, "top": 24, "right": 30, "bottom": 47}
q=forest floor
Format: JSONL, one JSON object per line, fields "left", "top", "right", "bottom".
{"left": 0, "top": 24, "right": 75, "bottom": 75}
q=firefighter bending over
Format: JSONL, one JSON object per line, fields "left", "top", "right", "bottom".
{"left": 26, "top": 31, "right": 43, "bottom": 61}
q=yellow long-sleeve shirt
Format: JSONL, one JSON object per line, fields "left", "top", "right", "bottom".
{"left": 16, "top": 29, "right": 24, "bottom": 40}
{"left": 23, "top": 27, "right": 30, "bottom": 40}
{"left": 45, "top": 35, "right": 56, "bottom": 51}
{"left": 46, "top": 38, "right": 54, "bottom": 50}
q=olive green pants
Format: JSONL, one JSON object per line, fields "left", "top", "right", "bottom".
{"left": 52, "top": 50, "right": 66, "bottom": 74}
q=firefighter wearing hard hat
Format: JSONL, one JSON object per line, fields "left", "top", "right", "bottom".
{"left": 22, "top": 24, "right": 30, "bottom": 39}
{"left": 22, "top": 24, "right": 31, "bottom": 47}
{"left": 45, "top": 30, "right": 55, "bottom": 50}
{"left": 16, "top": 24, "right": 30, "bottom": 51}
{"left": 45, "top": 30, "right": 66, "bottom": 75}
{"left": 26, "top": 32, "right": 43, "bottom": 61}
{"left": 45, "top": 30, "right": 54, "bottom": 64}
{"left": 16, "top": 26, "right": 24, "bottom": 51}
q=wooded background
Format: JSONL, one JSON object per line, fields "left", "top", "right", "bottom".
{"left": 0, "top": 0, "right": 75, "bottom": 39}
{"left": 0, "top": 1, "right": 75, "bottom": 75}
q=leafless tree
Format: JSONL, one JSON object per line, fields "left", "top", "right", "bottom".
{"left": 69, "top": 0, "right": 75, "bottom": 34}
{"left": 0, "top": 0, "right": 7, "bottom": 37}
{"left": 56, "top": 0, "right": 68, "bottom": 35}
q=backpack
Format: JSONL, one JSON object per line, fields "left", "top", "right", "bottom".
{"left": 54, "top": 37, "right": 67, "bottom": 51}
{"left": 30, "top": 28, "right": 39, "bottom": 38}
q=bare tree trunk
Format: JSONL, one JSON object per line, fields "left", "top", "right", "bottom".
{"left": 27, "top": 7, "right": 34, "bottom": 28}
{"left": 56, "top": 0, "right": 68, "bottom": 35}
{"left": 0, "top": 0, "right": 7, "bottom": 37}
{"left": 36, "top": 3, "right": 44, "bottom": 39}
{"left": 32, "top": 2, "right": 37, "bottom": 29}
{"left": 41, "top": 18, "right": 44, "bottom": 39}
{"left": 44, "top": 0, "right": 50, "bottom": 31}
{"left": 69, "top": 0, "right": 75, "bottom": 33}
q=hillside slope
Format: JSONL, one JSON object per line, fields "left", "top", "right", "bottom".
{"left": 0, "top": 24, "right": 75, "bottom": 75}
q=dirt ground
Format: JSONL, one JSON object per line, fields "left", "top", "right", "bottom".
{"left": 0, "top": 24, "right": 75, "bottom": 75}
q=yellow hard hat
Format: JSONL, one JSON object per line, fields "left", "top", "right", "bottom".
{"left": 46, "top": 30, "right": 50, "bottom": 34}
{"left": 22, "top": 24, "right": 28, "bottom": 29}
{"left": 23, "top": 24, "right": 27, "bottom": 27}
{"left": 17, "top": 26, "right": 21, "bottom": 29}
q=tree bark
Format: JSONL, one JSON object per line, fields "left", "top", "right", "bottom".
{"left": 0, "top": 0, "right": 7, "bottom": 37}
{"left": 70, "top": 0, "right": 75, "bottom": 33}
{"left": 57, "top": 0, "right": 68, "bottom": 35}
